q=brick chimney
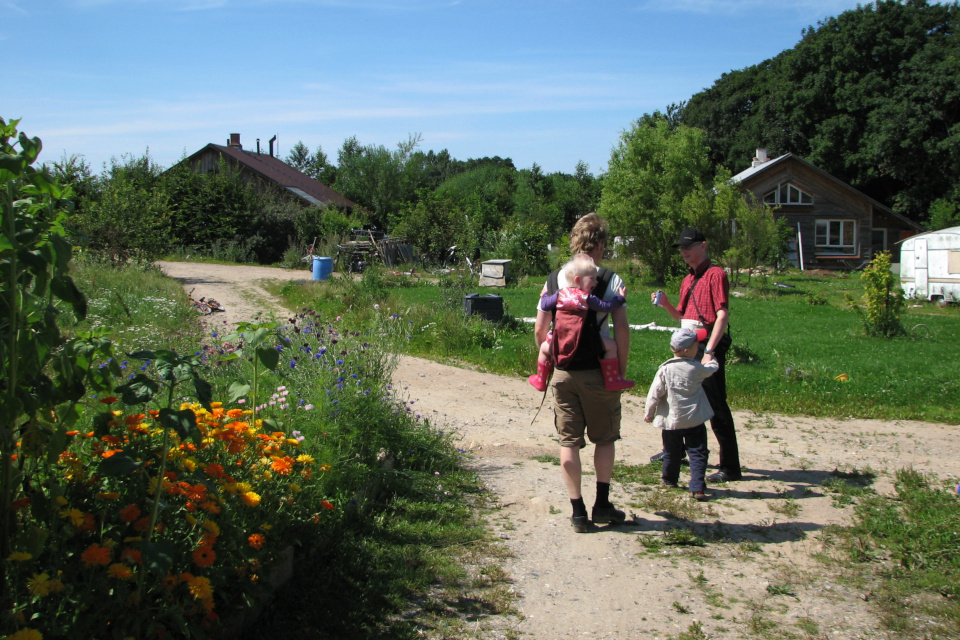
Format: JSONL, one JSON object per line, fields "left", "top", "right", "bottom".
{"left": 227, "top": 133, "right": 242, "bottom": 150}
{"left": 752, "top": 147, "right": 768, "bottom": 167}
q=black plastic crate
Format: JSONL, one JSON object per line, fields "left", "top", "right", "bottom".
{"left": 463, "top": 293, "right": 503, "bottom": 322}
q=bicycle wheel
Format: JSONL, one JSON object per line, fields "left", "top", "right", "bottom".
{"left": 193, "top": 301, "right": 213, "bottom": 315}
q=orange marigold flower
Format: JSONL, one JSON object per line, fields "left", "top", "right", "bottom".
{"left": 119, "top": 504, "right": 141, "bottom": 523}
{"left": 96, "top": 492, "right": 120, "bottom": 500}
{"left": 202, "top": 520, "right": 220, "bottom": 537}
{"left": 204, "top": 463, "right": 225, "bottom": 479}
{"left": 101, "top": 449, "right": 123, "bottom": 459}
{"left": 99, "top": 396, "right": 119, "bottom": 404}
{"left": 133, "top": 516, "right": 152, "bottom": 533}
{"left": 192, "top": 544, "right": 216, "bottom": 568}
{"left": 124, "top": 413, "right": 146, "bottom": 425}
{"left": 240, "top": 492, "right": 261, "bottom": 507}
{"left": 248, "top": 533, "right": 266, "bottom": 549}
{"left": 101, "top": 435, "right": 123, "bottom": 446}
{"left": 200, "top": 500, "right": 221, "bottom": 515}
{"left": 61, "top": 508, "right": 85, "bottom": 527}
{"left": 270, "top": 456, "right": 294, "bottom": 475}
{"left": 78, "top": 512, "right": 97, "bottom": 532}
{"left": 108, "top": 563, "right": 134, "bottom": 580}
{"left": 121, "top": 547, "right": 142, "bottom": 565}
{"left": 187, "top": 575, "right": 214, "bottom": 601}
{"left": 226, "top": 408, "right": 244, "bottom": 419}
{"left": 147, "top": 410, "right": 160, "bottom": 418}
{"left": 81, "top": 543, "right": 112, "bottom": 566}
{"left": 187, "top": 484, "right": 207, "bottom": 501}
{"left": 65, "top": 430, "right": 80, "bottom": 437}
{"left": 320, "top": 500, "right": 335, "bottom": 511}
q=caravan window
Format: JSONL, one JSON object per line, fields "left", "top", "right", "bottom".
{"left": 815, "top": 220, "right": 856, "bottom": 255}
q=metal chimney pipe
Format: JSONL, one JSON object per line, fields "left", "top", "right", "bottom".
{"left": 256, "top": 138, "right": 261, "bottom": 154}
{"left": 269, "top": 135, "right": 277, "bottom": 157}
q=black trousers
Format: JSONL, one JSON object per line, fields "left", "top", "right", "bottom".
{"left": 701, "top": 347, "right": 741, "bottom": 477}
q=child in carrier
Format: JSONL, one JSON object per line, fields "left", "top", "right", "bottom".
{"left": 528, "top": 255, "right": 634, "bottom": 392}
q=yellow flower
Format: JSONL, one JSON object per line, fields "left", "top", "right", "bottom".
{"left": 60, "top": 508, "right": 85, "bottom": 527}
{"left": 108, "top": 563, "right": 133, "bottom": 580}
{"left": 5, "top": 628, "right": 43, "bottom": 640}
{"left": 186, "top": 575, "right": 214, "bottom": 601}
{"left": 202, "top": 520, "right": 220, "bottom": 537}
{"left": 234, "top": 482, "right": 252, "bottom": 493}
{"left": 27, "top": 573, "right": 51, "bottom": 597}
{"left": 240, "top": 492, "right": 261, "bottom": 507}
{"left": 297, "top": 454, "right": 314, "bottom": 465}
{"left": 288, "top": 483, "right": 301, "bottom": 493}
{"left": 260, "top": 523, "right": 272, "bottom": 531}
{"left": 185, "top": 513, "right": 198, "bottom": 526}
{"left": 262, "top": 470, "right": 273, "bottom": 481}
{"left": 54, "top": 496, "right": 68, "bottom": 506}
{"left": 183, "top": 458, "right": 197, "bottom": 472}
{"left": 7, "top": 552, "right": 32, "bottom": 562}
{"left": 318, "top": 463, "right": 331, "bottom": 472}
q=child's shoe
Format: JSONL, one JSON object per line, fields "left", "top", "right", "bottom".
{"left": 599, "top": 358, "right": 635, "bottom": 391}
{"left": 692, "top": 491, "right": 708, "bottom": 502}
{"left": 528, "top": 360, "right": 554, "bottom": 392}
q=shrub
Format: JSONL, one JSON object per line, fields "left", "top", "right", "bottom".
{"left": 847, "top": 251, "right": 906, "bottom": 337}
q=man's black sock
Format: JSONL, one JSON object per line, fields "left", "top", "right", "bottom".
{"left": 595, "top": 481, "right": 612, "bottom": 508}
{"left": 571, "top": 497, "right": 587, "bottom": 517}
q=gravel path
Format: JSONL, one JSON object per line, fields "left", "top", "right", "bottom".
{"left": 157, "top": 260, "right": 955, "bottom": 640}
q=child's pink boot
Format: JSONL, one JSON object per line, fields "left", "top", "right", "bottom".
{"left": 600, "top": 358, "right": 635, "bottom": 391}
{"left": 528, "top": 361, "right": 554, "bottom": 392}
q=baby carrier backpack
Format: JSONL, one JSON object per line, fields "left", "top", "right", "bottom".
{"left": 547, "top": 267, "right": 611, "bottom": 370}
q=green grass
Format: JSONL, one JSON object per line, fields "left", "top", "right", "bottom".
{"left": 271, "top": 266, "right": 960, "bottom": 423}
{"left": 825, "top": 469, "right": 960, "bottom": 639}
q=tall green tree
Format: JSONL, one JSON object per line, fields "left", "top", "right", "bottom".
{"left": 681, "top": 0, "right": 960, "bottom": 224}
{"left": 285, "top": 140, "right": 336, "bottom": 185}
{"left": 599, "top": 113, "right": 715, "bottom": 283}
{"left": 333, "top": 133, "right": 424, "bottom": 230}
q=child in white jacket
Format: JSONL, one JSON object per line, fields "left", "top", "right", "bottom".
{"left": 644, "top": 327, "right": 717, "bottom": 500}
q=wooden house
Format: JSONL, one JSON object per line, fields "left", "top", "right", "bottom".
{"left": 181, "top": 133, "right": 357, "bottom": 212}
{"left": 730, "top": 149, "right": 923, "bottom": 269}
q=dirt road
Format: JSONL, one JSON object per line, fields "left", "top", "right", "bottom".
{"left": 157, "top": 261, "right": 957, "bottom": 640}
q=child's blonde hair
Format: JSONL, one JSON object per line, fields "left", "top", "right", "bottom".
{"left": 562, "top": 255, "right": 598, "bottom": 282}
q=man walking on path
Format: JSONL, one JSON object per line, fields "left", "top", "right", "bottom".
{"left": 650, "top": 227, "right": 742, "bottom": 483}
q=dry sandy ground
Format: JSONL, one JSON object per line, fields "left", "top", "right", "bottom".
{"left": 157, "top": 261, "right": 959, "bottom": 640}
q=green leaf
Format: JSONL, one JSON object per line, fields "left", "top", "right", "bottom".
{"left": 227, "top": 382, "right": 251, "bottom": 404}
{"left": 158, "top": 408, "right": 202, "bottom": 444}
{"left": 50, "top": 275, "right": 87, "bottom": 320}
{"left": 193, "top": 377, "right": 213, "bottom": 407}
{"left": 142, "top": 540, "right": 177, "bottom": 578}
{"left": 256, "top": 344, "right": 280, "bottom": 371}
{"left": 99, "top": 452, "right": 144, "bottom": 477}
{"left": 115, "top": 374, "right": 159, "bottom": 405}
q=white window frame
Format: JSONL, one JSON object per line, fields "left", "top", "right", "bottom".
{"left": 815, "top": 219, "right": 857, "bottom": 255}
{"left": 763, "top": 182, "right": 813, "bottom": 205}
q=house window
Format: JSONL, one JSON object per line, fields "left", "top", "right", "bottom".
{"left": 816, "top": 219, "right": 857, "bottom": 255}
{"left": 763, "top": 182, "right": 813, "bottom": 205}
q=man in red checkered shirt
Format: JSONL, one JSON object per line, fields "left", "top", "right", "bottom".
{"left": 649, "top": 227, "right": 742, "bottom": 483}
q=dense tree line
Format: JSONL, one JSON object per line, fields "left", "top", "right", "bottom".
{"left": 53, "top": 138, "right": 602, "bottom": 275}
{"left": 679, "top": 0, "right": 960, "bottom": 226}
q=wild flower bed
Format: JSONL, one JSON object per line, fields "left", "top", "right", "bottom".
{"left": 4, "top": 301, "right": 443, "bottom": 639}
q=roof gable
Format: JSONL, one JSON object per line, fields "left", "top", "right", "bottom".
{"left": 186, "top": 143, "right": 357, "bottom": 210}
{"left": 730, "top": 153, "right": 922, "bottom": 232}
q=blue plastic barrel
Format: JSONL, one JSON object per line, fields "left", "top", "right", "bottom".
{"left": 312, "top": 256, "right": 333, "bottom": 281}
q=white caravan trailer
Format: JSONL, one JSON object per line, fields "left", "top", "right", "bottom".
{"left": 899, "top": 226, "right": 960, "bottom": 303}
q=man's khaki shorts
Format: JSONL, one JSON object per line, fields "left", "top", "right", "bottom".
{"left": 552, "top": 368, "right": 622, "bottom": 448}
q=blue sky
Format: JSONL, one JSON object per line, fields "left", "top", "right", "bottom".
{"left": 5, "top": 0, "right": 865, "bottom": 176}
